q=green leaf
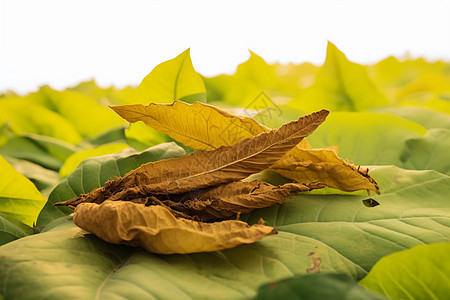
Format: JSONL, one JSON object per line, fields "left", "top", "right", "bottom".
{"left": 36, "top": 142, "right": 186, "bottom": 230}
{"left": 400, "top": 128, "right": 450, "bottom": 175}
{"left": 253, "top": 274, "right": 388, "bottom": 300}
{"left": 0, "top": 134, "right": 78, "bottom": 171}
{"left": 2, "top": 156, "right": 61, "bottom": 191}
{"left": 86, "top": 126, "right": 127, "bottom": 146}
{"left": 370, "top": 106, "right": 450, "bottom": 130}
{"left": 1, "top": 164, "right": 446, "bottom": 299}
{"left": 0, "top": 97, "right": 82, "bottom": 144}
{"left": 305, "top": 112, "right": 426, "bottom": 166}
{"left": 29, "top": 87, "right": 126, "bottom": 137}
{"left": 242, "top": 165, "right": 450, "bottom": 275}
{"left": 133, "top": 49, "right": 206, "bottom": 104}
{"left": 59, "top": 143, "right": 130, "bottom": 177}
{"left": 0, "top": 155, "right": 47, "bottom": 227}
{"left": 360, "top": 243, "right": 450, "bottom": 300}
{"left": 289, "top": 42, "right": 389, "bottom": 113}
{"left": 0, "top": 212, "right": 32, "bottom": 246}
{"left": 125, "top": 122, "right": 168, "bottom": 151}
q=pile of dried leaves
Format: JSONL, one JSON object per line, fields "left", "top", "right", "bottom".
{"left": 55, "top": 101, "right": 379, "bottom": 254}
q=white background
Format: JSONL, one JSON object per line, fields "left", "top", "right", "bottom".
{"left": 1, "top": 0, "right": 450, "bottom": 94}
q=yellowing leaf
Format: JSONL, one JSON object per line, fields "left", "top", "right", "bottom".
{"left": 56, "top": 110, "right": 329, "bottom": 206}
{"left": 112, "top": 101, "right": 378, "bottom": 192}
{"left": 133, "top": 49, "right": 206, "bottom": 104}
{"left": 73, "top": 201, "right": 276, "bottom": 254}
{"left": 0, "top": 155, "right": 47, "bottom": 226}
{"left": 111, "top": 101, "right": 269, "bottom": 150}
{"left": 271, "top": 148, "right": 379, "bottom": 192}
{"left": 289, "top": 42, "right": 389, "bottom": 113}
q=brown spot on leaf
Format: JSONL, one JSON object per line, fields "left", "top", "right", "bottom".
{"left": 306, "top": 257, "right": 322, "bottom": 273}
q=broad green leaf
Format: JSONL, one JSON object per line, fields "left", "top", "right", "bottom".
{"left": 36, "top": 142, "right": 186, "bottom": 230}
{"left": 204, "top": 51, "right": 277, "bottom": 105}
{"left": 125, "top": 122, "right": 168, "bottom": 151}
{"left": 67, "top": 79, "right": 137, "bottom": 105}
{"left": 0, "top": 134, "right": 78, "bottom": 171}
{"left": 86, "top": 126, "right": 127, "bottom": 146}
{"left": 242, "top": 165, "right": 450, "bottom": 274}
{"left": 400, "top": 128, "right": 450, "bottom": 175}
{"left": 0, "top": 156, "right": 47, "bottom": 226}
{"left": 371, "top": 106, "right": 450, "bottom": 130}
{"left": 360, "top": 243, "right": 450, "bottom": 300}
{"left": 133, "top": 49, "right": 206, "bottom": 104}
{"left": 0, "top": 218, "right": 366, "bottom": 300}
{"left": 289, "top": 42, "right": 389, "bottom": 113}
{"left": 3, "top": 156, "right": 61, "bottom": 191}
{"left": 0, "top": 97, "right": 81, "bottom": 144}
{"left": 1, "top": 165, "right": 448, "bottom": 299}
{"left": 306, "top": 112, "right": 427, "bottom": 166}
{"left": 0, "top": 212, "right": 32, "bottom": 246}
{"left": 59, "top": 143, "right": 130, "bottom": 177}
{"left": 253, "top": 274, "right": 388, "bottom": 300}
{"left": 29, "top": 87, "right": 126, "bottom": 137}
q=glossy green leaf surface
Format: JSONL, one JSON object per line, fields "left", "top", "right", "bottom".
{"left": 360, "top": 243, "right": 450, "bottom": 300}
{"left": 36, "top": 142, "right": 186, "bottom": 230}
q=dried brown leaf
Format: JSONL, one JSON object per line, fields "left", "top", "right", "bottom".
{"left": 57, "top": 109, "right": 329, "bottom": 207}
{"left": 157, "top": 180, "right": 326, "bottom": 221}
{"left": 73, "top": 201, "right": 277, "bottom": 254}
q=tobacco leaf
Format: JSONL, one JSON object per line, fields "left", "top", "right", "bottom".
{"left": 154, "top": 180, "right": 327, "bottom": 221}
{"left": 73, "top": 201, "right": 276, "bottom": 254}
{"left": 111, "top": 100, "right": 269, "bottom": 150}
{"left": 272, "top": 147, "right": 379, "bottom": 192}
{"left": 57, "top": 109, "right": 329, "bottom": 206}
{"left": 111, "top": 101, "right": 378, "bottom": 192}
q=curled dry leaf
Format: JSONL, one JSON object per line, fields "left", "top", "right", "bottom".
{"left": 74, "top": 201, "right": 277, "bottom": 254}
{"left": 112, "top": 101, "right": 379, "bottom": 192}
{"left": 272, "top": 147, "right": 379, "bottom": 192}
{"left": 155, "top": 180, "right": 327, "bottom": 221}
{"left": 57, "top": 109, "right": 329, "bottom": 207}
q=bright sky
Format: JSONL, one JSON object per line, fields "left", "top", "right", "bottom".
{"left": 1, "top": 0, "right": 450, "bottom": 94}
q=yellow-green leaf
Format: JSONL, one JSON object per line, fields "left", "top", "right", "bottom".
{"left": 133, "top": 49, "right": 206, "bottom": 104}
{"left": 290, "top": 42, "right": 389, "bottom": 113}
{"left": 59, "top": 143, "right": 130, "bottom": 177}
{"left": 0, "top": 155, "right": 47, "bottom": 226}
{"left": 111, "top": 101, "right": 268, "bottom": 150}
{"left": 74, "top": 201, "right": 276, "bottom": 254}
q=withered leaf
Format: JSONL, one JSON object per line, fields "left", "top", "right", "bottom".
{"left": 111, "top": 101, "right": 378, "bottom": 192}
{"left": 271, "top": 147, "right": 379, "bottom": 192}
{"left": 73, "top": 201, "right": 276, "bottom": 254}
{"left": 57, "top": 109, "right": 329, "bottom": 207}
{"left": 155, "top": 180, "right": 326, "bottom": 221}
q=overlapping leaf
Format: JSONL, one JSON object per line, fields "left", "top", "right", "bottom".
{"left": 112, "top": 100, "right": 378, "bottom": 192}
{"left": 0, "top": 165, "right": 448, "bottom": 299}
{"left": 360, "top": 243, "right": 450, "bottom": 300}
{"left": 74, "top": 201, "right": 276, "bottom": 254}
{"left": 0, "top": 156, "right": 47, "bottom": 226}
